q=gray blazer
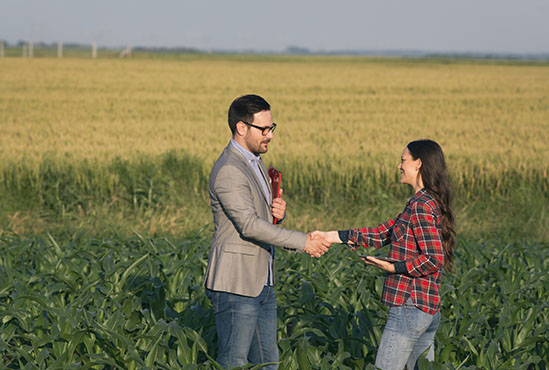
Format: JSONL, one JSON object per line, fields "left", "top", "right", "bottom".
{"left": 204, "top": 143, "right": 307, "bottom": 297}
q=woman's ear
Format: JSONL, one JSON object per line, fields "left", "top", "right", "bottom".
{"left": 416, "top": 158, "right": 422, "bottom": 171}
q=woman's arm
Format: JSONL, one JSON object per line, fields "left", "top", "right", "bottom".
{"left": 312, "top": 217, "right": 398, "bottom": 249}
{"left": 346, "top": 217, "right": 397, "bottom": 249}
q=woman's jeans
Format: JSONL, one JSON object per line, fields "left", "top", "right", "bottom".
{"left": 375, "top": 298, "right": 441, "bottom": 370}
{"left": 206, "top": 286, "right": 279, "bottom": 369}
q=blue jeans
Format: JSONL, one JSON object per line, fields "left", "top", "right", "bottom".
{"left": 375, "top": 299, "right": 441, "bottom": 370}
{"left": 206, "top": 286, "right": 279, "bottom": 369}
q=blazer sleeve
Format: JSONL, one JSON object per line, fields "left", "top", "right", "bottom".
{"left": 213, "top": 164, "right": 307, "bottom": 252}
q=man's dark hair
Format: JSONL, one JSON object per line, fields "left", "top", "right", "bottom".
{"left": 228, "top": 94, "right": 270, "bottom": 135}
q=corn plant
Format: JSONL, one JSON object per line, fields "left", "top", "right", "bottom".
{"left": 1, "top": 233, "right": 546, "bottom": 369}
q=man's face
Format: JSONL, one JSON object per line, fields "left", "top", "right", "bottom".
{"left": 242, "top": 110, "right": 274, "bottom": 155}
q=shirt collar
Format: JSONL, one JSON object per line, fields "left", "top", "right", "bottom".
{"left": 230, "top": 138, "right": 261, "bottom": 163}
{"left": 407, "top": 188, "right": 427, "bottom": 204}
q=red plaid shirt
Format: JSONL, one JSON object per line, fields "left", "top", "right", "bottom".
{"left": 348, "top": 189, "right": 444, "bottom": 314}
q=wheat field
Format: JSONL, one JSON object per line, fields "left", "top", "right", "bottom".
{"left": 1, "top": 57, "right": 548, "bottom": 166}
{"left": 0, "top": 56, "right": 548, "bottom": 239}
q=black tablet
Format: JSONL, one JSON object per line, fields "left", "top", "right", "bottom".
{"left": 357, "top": 255, "right": 399, "bottom": 263}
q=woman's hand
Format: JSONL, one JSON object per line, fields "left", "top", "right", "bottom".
{"left": 362, "top": 256, "right": 396, "bottom": 273}
{"left": 310, "top": 231, "right": 342, "bottom": 244}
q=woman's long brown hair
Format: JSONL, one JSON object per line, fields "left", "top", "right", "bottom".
{"left": 407, "top": 139, "right": 456, "bottom": 271}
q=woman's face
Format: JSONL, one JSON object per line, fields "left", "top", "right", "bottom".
{"left": 398, "top": 147, "right": 422, "bottom": 188}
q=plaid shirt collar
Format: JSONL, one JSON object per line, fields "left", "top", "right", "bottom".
{"left": 407, "top": 188, "right": 428, "bottom": 205}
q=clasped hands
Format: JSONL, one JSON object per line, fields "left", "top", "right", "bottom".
{"left": 303, "top": 231, "right": 396, "bottom": 272}
{"left": 303, "top": 230, "right": 339, "bottom": 258}
{"left": 272, "top": 195, "right": 392, "bottom": 271}
{"left": 271, "top": 194, "right": 329, "bottom": 258}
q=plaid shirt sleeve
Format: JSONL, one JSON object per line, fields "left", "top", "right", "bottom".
{"left": 348, "top": 217, "right": 398, "bottom": 249}
{"left": 404, "top": 200, "right": 444, "bottom": 277}
{"left": 345, "top": 190, "right": 445, "bottom": 314}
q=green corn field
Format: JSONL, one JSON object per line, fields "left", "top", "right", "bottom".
{"left": 0, "top": 233, "right": 546, "bottom": 368}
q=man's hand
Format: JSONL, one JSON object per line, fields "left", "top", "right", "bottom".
{"left": 304, "top": 232, "right": 330, "bottom": 258}
{"left": 271, "top": 189, "right": 286, "bottom": 221}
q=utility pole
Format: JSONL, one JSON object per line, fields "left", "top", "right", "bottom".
{"left": 120, "top": 45, "right": 132, "bottom": 58}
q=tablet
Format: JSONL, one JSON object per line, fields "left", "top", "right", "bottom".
{"left": 357, "top": 255, "right": 400, "bottom": 263}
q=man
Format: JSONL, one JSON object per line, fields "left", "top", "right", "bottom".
{"left": 204, "top": 94, "right": 330, "bottom": 369}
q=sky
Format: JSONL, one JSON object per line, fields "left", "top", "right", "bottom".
{"left": 2, "top": 0, "right": 548, "bottom": 54}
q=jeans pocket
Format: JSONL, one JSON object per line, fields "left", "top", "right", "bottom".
{"left": 404, "top": 305, "right": 433, "bottom": 335}
{"left": 207, "top": 289, "right": 220, "bottom": 313}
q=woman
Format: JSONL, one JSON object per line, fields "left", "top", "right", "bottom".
{"left": 316, "top": 139, "right": 455, "bottom": 370}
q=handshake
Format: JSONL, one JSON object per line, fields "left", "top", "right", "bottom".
{"left": 302, "top": 230, "right": 395, "bottom": 272}
{"left": 303, "top": 230, "right": 341, "bottom": 258}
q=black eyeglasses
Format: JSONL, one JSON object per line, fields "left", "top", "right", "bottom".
{"left": 241, "top": 121, "right": 277, "bottom": 135}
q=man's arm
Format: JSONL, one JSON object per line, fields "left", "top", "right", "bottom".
{"left": 214, "top": 165, "right": 329, "bottom": 254}
{"left": 272, "top": 191, "right": 328, "bottom": 257}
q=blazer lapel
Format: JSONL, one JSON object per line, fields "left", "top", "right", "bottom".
{"left": 227, "top": 144, "right": 271, "bottom": 205}
{"left": 258, "top": 158, "right": 273, "bottom": 200}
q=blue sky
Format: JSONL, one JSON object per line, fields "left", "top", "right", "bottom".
{"left": 2, "top": 0, "right": 548, "bottom": 53}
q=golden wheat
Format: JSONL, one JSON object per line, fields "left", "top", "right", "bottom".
{"left": 1, "top": 57, "right": 547, "bottom": 172}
